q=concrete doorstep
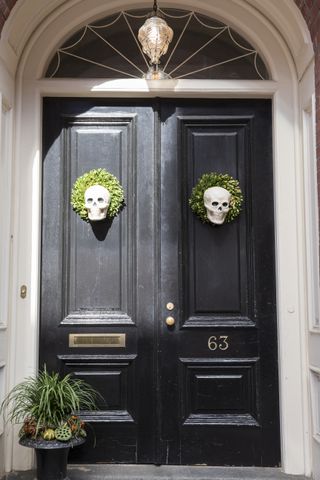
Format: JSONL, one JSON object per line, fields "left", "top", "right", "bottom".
{"left": 1, "top": 465, "right": 309, "bottom": 480}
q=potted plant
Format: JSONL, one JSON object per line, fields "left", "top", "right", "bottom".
{"left": 1, "top": 367, "right": 100, "bottom": 480}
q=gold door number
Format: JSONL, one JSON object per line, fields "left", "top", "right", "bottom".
{"left": 208, "top": 335, "right": 229, "bottom": 351}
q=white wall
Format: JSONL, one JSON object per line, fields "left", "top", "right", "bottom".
{"left": 0, "top": 56, "right": 15, "bottom": 476}
{"left": 299, "top": 60, "right": 320, "bottom": 480}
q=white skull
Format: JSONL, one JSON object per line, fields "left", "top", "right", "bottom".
{"left": 84, "top": 185, "right": 111, "bottom": 221}
{"left": 203, "top": 186, "right": 231, "bottom": 225}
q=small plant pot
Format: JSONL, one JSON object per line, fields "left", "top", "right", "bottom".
{"left": 19, "top": 437, "right": 85, "bottom": 480}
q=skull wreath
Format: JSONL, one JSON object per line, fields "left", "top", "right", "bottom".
{"left": 203, "top": 186, "right": 231, "bottom": 225}
{"left": 84, "top": 185, "right": 111, "bottom": 221}
{"left": 189, "top": 172, "right": 243, "bottom": 226}
{"left": 71, "top": 168, "right": 125, "bottom": 222}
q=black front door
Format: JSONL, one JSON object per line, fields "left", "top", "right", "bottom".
{"left": 41, "top": 98, "right": 280, "bottom": 466}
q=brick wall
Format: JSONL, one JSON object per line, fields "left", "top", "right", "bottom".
{"left": 0, "top": 0, "right": 16, "bottom": 32}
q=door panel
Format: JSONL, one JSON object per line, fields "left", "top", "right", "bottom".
{"left": 41, "top": 98, "right": 279, "bottom": 466}
{"left": 159, "top": 101, "right": 279, "bottom": 466}
{"left": 66, "top": 116, "right": 135, "bottom": 322}
{"left": 180, "top": 116, "right": 250, "bottom": 322}
{"left": 41, "top": 100, "right": 156, "bottom": 463}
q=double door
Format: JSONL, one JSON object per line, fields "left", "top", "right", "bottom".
{"left": 41, "top": 98, "right": 280, "bottom": 466}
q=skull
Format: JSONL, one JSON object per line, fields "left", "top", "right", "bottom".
{"left": 203, "top": 186, "right": 231, "bottom": 225}
{"left": 84, "top": 185, "right": 111, "bottom": 221}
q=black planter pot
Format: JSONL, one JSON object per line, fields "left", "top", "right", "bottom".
{"left": 19, "top": 436, "right": 85, "bottom": 480}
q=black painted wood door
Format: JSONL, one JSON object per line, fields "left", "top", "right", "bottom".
{"left": 41, "top": 98, "right": 280, "bottom": 466}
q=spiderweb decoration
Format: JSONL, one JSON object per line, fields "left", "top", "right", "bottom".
{"left": 46, "top": 8, "right": 269, "bottom": 80}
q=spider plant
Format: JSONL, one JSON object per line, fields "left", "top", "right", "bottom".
{"left": 0, "top": 366, "right": 101, "bottom": 439}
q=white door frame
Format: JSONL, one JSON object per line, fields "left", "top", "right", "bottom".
{"left": 1, "top": 0, "right": 316, "bottom": 475}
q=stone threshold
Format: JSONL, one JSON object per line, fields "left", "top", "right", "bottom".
{"left": 1, "top": 465, "right": 309, "bottom": 480}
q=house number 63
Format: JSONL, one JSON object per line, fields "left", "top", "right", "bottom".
{"left": 208, "top": 335, "right": 229, "bottom": 351}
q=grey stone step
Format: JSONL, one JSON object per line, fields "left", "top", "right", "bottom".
{"left": 1, "top": 465, "right": 309, "bottom": 480}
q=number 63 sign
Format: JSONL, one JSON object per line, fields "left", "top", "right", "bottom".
{"left": 208, "top": 335, "right": 229, "bottom": 351}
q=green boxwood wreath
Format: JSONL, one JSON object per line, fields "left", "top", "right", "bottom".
{"left": 189, "top": 172, "right": 243, "bottom": 224}
{"left": 71, "top": 168, "right": 125, "bottom": 222}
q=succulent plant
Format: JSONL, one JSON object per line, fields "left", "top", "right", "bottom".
{"left": 42, "top": 428, "right": 56, "bottom": 440}
{"left": 0, "top": 366, "right": 101, "bottom": 441}
{"left": 67, "top": 415, "right": 86, "bottom": 437}
{"left": 19, "top": 418, "right": 37, "bottom": 438}
{"left": 55, "top": 425, "right": 72, "bottom": 442}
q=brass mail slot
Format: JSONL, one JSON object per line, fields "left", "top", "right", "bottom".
{"left": 69, "top": 333, "right": 126, "bottom": 348}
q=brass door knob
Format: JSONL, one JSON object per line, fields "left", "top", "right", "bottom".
{"left": 165, "top": 316, "right": 175, "bottom": 326}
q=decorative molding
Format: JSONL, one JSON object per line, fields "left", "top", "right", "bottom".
{"left": 178, "top": 115, "right": 254, "bottom": 329}
{"left": 58, "top": 354, "right": 137, "bottom": 423}
{"left": 0, "top": 1, "right": 313, "bottom": 79}
{"left": 40, "top": 110, "right": 138, "bottom": 328}
{"left": 184, "top": 413, "right": 259, "bottom": 426}
{"left": 61, "top": 311, "right": 134, "bottom": 326}
{"left": 180, "top": 357, "right": 259, "bottom": 427}
{"left": 58, "top": 354, "right": 137, "bottom": 361}
{"left": 79, "top": 410, "right": 134, "bottom": 423}
{"left": 37, "top": 78, "right": 279, "bottom": 96}
{"left": 182, "top": 316, "right": 255, "bottom": 328}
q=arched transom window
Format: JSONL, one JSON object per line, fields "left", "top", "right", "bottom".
{"left": 45, "top": 8, "right": 270, "bottom": 80}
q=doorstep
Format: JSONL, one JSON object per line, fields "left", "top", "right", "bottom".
{"left": 0, "top": 465, "right": 309, "bottom": 480}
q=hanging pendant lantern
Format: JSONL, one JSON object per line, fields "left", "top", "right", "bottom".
{"left": 138, "top": 0, "right": 173, "bottom": 79}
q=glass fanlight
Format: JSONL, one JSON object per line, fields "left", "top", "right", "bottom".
{"left": 138, "top": 0, "right": 173, "bottom": 79}
{"left": 46, "top": 8, "right": 269, "bottom": 81}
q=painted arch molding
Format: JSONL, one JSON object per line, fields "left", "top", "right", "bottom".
{"left": 0, "top": 0, "right": 316, "bottom": 477}
{"left": 0, "top": 0, "right": 313, "bottom": 78}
